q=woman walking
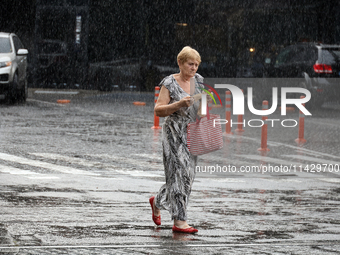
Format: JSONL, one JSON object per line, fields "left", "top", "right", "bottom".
{"left": 149, "top": 46, "right": 204, "bottom": 233}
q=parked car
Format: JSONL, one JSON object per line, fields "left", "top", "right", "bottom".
{"left": 265, "top": 43, "right": 340, "bottom": 107}
{"left": 35, "top": 39, "right": 70, "bottom": 87}
{"left": 0, "top": 32, "right": 28, "bottom": 102}
{"left": 89, "top": 58, "right": 141, "bottom": 91}
{"left": 89, "top": 58, "right": 178, "bottom": 92}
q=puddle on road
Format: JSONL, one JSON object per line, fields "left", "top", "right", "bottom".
{"left": 49, "top": 225, "right": 132, "bottom": 239}
{"left": 1, "top": 184, "right": 339, "bottom": 248}
{"left": 0, "top": 185, "right": 89, "bottom": 206}
{"left": 242, "top": 230, "right": 294, "bottom": 240}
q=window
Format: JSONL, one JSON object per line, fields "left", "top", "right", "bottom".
{"left": 0, "top": 38, "right": 12, "bottom": 53}
{"left": 292, "top": 46, "right": 317, "bottom": 63}
{"left": 12, "top": 36, "right": 24, "bottom": 53}
{"left": 275, "top": 46, "right": 296, "bottom": 66}
{"left": 321, "top": 48, "right": 340, "bottom": 65}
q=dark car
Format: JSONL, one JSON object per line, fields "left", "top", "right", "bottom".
{"left": 35, "top": 39, "right": 70, "bottom": 87}
{"left": 89, "top": 58, "right": 178, "bottom": 92}
{"left": 265, "top": 43, "right": 340, "bottom": 107}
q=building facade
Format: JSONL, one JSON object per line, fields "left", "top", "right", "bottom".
{"left": 1, "top": 0, "right": 339, "bottom": 89}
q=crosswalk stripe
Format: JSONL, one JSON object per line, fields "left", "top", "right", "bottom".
{"left": 0, "top": 153, "right": 99, "bottom": 176}
{"left": 283, "top": 155, "right": 340, "bottom": 165}
{"left": 237, "top": 134, "right": 340, "bottom": 160}
{"left": 85, "top": 154, "right": 163, "bottom": 170}
{"left": 31, "top": 153, "right": 103, "bottom": 168}
{"left": 26, "top": 176, "right": 60, "bottom": 179}
{"left": 0, "top": 164, "right": 40, "bottom": 175}
{"left": 200, "top": 154, "right": 257, "bottom": 167}
{"left": 0, "top": 164, "right": 60, "bottom": 179}
{"left": 115, "top": 170, "right": 163, "bottom": 177}
{"left": 1, "top": 151, "right": 337, "bottom": 181}
{"left": 318, "top": 178, "right": 340, "bottom": 183}
{"left": 236, "top": 154, "right": 305, "bottom": 166}
{"left": 132, "top": 154, "right": 162, "bottom": 161}
{"left": 31, "top": 153, "right": 164, "bottom": 176}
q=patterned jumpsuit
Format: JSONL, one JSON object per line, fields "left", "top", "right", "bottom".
{"left": 155, "top": 73, "right": 204, "bottom": 221}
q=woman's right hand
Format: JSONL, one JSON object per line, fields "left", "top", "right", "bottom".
{"left": 155, "top": 87, "right": 193, "bottom": 117}
{"left": 179, "top": 96, "right": 194, "bottom": 107}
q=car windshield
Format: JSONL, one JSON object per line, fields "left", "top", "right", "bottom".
{"left": 275, "top": 47, "right": 296, "bottom": 66}
{"left": 321, "top": 48, "right": 340, "bottom": 64}
{"left": 0, "top": 38, "right": 12, "bottom": 53}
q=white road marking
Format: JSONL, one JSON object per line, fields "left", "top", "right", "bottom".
{"left": 0, "top": 164, "right": 60, "bottom": 179}
{"left": 31, "top": 153, "right": 163, "bottom": 176}
{"left": 31, "top": 153, "right": 103, "bottom": 168}
{"left": 282, "top": 155, "right": 340, "bottom": 165}
{"left": 133, "top": 153, "right": 162, "bottom": 161}
{"left": 305, "top": 117, "right": 340, "bottom": 128}
{"left": 34, "top": 91, "right": 79, "bottom": 95}
{"left": 226, "top": 134, "right": 281, "bottom": 147}
{"left": 268, "top": 141, "right": 340, "bottom": 160}
{"left": 0, "top": 164, "right": 40, "bottom": 175}
{"left": 27, "top": 99, "right": 64, "bottom": 106}
{"left": 86, "top": 154, "right": 163, "bottom": 170}
{"left": 199, "top": 154, "right": 257, "bottom": 167}
{"left": 0, "top": 153, "right": 99, "bottom": 176}
{"left": 115, "top": 169, "right": 163, "bottom": 177}
{"left": 237, "top": 154, "right": 306, "bottom": 166}
{"left": 214, "top": 178, "right": 246, "bottom": 183}
{"left": 318, "top": 178, "right": 340, "bottom": 183}
{"left": 231, "top": 135, "right": 340, "bottom": 160}
{"left": 27, "top": 176, "right": 60, "bottom": 179}
{"left": 1, "top": 151, "right": 338, "bottom": 183}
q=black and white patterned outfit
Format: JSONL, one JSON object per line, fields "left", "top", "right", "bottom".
{"left": 155, "top": 73, "right": 204, "bottom": 221}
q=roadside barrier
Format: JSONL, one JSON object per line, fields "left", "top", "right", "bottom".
{"left": 295, "top": 96, "right": 307, "bottom": 144}
{"left": 224, "top": 91, "right": 233, "bottom": 134}
{"left": 258, "top": 100, "right": 270, "bottom": 152}
{"left": 133, "top": 101, "right": 146, "bottom": 106}
{"left": 57, "top": 99, "right": 70, "bottom": 104}
{"left": 235, "top": 89, "right": 245, "bottom": 133}
{"left": 151, "top": 86, "right": 162, "bottom": 129}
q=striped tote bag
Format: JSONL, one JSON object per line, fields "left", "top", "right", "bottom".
{"left": 187, "top": 110, "right": 223, "bottom": 156}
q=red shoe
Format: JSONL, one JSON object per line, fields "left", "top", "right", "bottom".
{"left": 149, "top": 196, "right": 161, "bottom": 226}
{"left": 172, "top": 225, "right": 198, "bottom": 234}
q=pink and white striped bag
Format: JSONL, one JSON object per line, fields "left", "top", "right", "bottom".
{"left": 187, "top": 109, "right": 223, "bottom": 156}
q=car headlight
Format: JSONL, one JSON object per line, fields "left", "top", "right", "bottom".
{"left": 0, "top": 61, "right": 12, "bottom": 68}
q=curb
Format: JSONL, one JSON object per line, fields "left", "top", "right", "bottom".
{"left": 28, "top": 88, "right": 155, "bottom": 102}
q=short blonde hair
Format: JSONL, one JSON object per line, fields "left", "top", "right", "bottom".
{"left": 177, "top": 46, "right": 201, "bottom": 64}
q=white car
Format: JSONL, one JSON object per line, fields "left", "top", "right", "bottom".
{"left": 0, "top": 32, "right": 28, "bottom": 102}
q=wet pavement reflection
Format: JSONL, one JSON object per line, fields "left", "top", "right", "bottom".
{"left": 0, "top": 90, "right": 339, "bottom": 254}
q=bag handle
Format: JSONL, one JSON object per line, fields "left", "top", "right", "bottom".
{"left": 206, "top": 102, "right": 210, "bottom": 120}
{"left": 196, "top": 102, "right": 210, "bottom": 124}
{"left": 201, "top": 90, "right": 210, "bottom": 120}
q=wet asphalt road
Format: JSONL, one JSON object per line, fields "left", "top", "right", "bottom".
{"left": 0, "top": 88, "right": 340, "bottom": 254}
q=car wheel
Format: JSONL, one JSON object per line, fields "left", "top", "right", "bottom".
{"left": 20, "top": 78, "right": 28, "bottom": 102}
{"left": 8, "top": 73, "right": 19, "bottom": 104}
